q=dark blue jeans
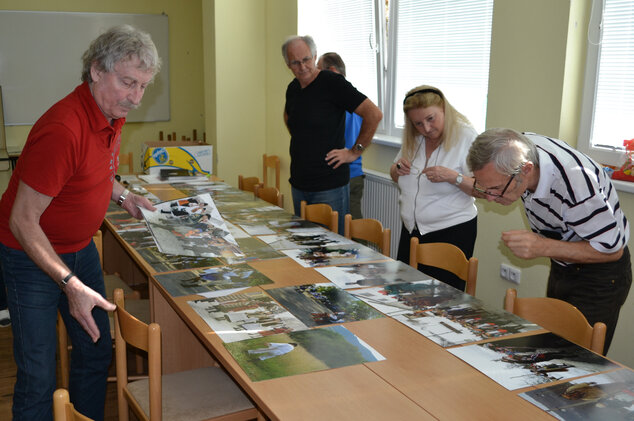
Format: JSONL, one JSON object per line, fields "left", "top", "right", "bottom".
{"left": 0, "top": 241, "right": 112, "bottom": 421}
{"left": 292, "top": 184, "right": 350, "bottom": 235}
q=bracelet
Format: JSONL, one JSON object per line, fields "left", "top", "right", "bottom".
{"left": 117, "top": 189, "right": 130, "bottom": 207}
{"left": 60, "top": 272, "right": 75, "bottom": 288}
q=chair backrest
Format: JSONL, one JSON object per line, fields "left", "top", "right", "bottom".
{"left": 237, "top": 174, "right": 262, "bottom": 193}
{"left": 114, "top": 289, "right": 162, "bottom": 421}
{"left": 53, "top": 388, "right": 93, "bottom": 421}
{"left": 254, "top": 185, "right": 283, "bottom": 207}
{"left": 300, "top": 200, "right": 338, "bottom": 233}
{"left": 263, "top": 154, "right": 281, "bottom": 190}
{"left": 344, "top": 214, "right": 390, "bottom": 256}
{"left": 409, "top": 238, "right": 478, "bottom": 296}
{"left": 119, "top": 152, "right": 134, "bottom": 175}
{"left": 504, "top": 288, "right": 606, "bottom": 354}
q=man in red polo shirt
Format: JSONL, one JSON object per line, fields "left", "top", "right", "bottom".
{"left": 0, "top": 25, "right": 160, "bottom": 420}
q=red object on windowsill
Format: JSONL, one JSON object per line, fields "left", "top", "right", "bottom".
{"left": 611, "top": 170, "right": 634, "bottom": 182}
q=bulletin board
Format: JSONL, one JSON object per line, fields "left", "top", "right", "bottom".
{"left": 0, "top": 10, "right": 169, "bottom": 125}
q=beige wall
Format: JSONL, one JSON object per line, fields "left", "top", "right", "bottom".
{"left": 0, "top": 0, "right": 205, "bottom": 184}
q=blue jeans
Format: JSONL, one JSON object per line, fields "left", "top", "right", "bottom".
{"left": 0, "top": 241, "right": 112, "bottom": 421}
{"left": 292, "top": 184, "right": 349, "bottom": 235}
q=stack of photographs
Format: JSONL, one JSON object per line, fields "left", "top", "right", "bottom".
{"left": 519, "top": 368, "right": 634, "bottom": 420}
{"left": 141, "top": 193, "right": 243, "bottom": 259}
{"left": 282, "top": 244, "right": 387, "bottom": 268}
{"left": 351, "top": 280, "right": 540, "bottom": 347}
{"left": 154, "top": 264, "right": 274, "bottom": 297}
{"left": 315, "top": 260, "right": 429, "bottom": 289}
{"left": 223, "top": 325, "right": 385, "bottom": 382}
{"left": 448, "top": 333, "right": 618, "bottom": 390}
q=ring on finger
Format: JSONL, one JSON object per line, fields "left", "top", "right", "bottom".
{"left": 396, "top": 163, "right": 402, "bottom": 170}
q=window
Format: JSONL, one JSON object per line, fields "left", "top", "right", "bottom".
{"left": 299, "top": 0, "right": 493, "bottom": 144}
{"left": 579, "top": 0, "right": 634, "bottom": 166}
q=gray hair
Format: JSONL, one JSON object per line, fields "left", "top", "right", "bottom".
{"left": 319, "top": 52, "right": 346, "bottom": 76}
{"left": 281, "top": 35, "right": 317, "bottom": 64}
{"left": 81, "top": 25, "right": 161, "bottom": 83}
{"left": 467, "top": 128, "right": 539, "bottom": 175}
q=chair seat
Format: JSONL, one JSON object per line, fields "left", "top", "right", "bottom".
{"left": 126, "top": 366, "right": 255, "bottom": 421}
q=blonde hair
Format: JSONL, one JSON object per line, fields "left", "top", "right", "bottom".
{"left": 401, "top": 85, "right": 473, "bottom": 160}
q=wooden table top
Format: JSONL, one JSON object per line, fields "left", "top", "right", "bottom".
{"left": 104, "top": 180, "right": 622, "bottom": 420}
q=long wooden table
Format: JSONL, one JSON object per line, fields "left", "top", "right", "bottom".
{"left": 102, "top": 181, "right": 617, "bottom": 420}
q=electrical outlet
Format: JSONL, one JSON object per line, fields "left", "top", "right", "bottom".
{"left": 508, "top": 266, "right": 521, "bottom": 284}
{"left": 500, "top": 263, "right": 521, "bottom": 284}
{"left": 500, "top": 263, "right": 509, "bottom": 280}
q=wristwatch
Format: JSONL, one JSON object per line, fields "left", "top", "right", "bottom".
{"left": 117, "top": 189, "right": 130, "bottom": 207}
{"left": 352, "top": 143, "right": 365, "bottom": 154}
{"left": 455, "top": 173, "right": 463, "bottom": 186}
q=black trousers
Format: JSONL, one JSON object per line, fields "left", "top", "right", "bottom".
{"left": 396, "top": 217, "right": 477, "bottom": 292}
{"left": 547, "top": 246, "right": 632, "bottom": 354}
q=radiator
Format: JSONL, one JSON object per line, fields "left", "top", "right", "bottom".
{"left": 361, "top": 169, "right": 401, "bottom": 258}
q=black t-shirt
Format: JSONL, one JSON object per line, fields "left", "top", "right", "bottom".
{"left": 285, "top": 71, "right": 366, "bottom": 191}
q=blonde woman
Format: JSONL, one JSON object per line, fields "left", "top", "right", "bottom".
{"left": 390, "top": 85, "right": 478, "bottom": 291}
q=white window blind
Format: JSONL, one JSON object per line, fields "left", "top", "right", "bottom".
{"left": 298, "top": 0, "right": 379, "bottom": 105}
{"left": 391, "top": 0, "right": 493, "bottom": 132}
{"left": 590, "top": 0, "right": 634, "bottom": 150}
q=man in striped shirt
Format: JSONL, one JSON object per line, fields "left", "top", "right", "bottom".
{"left": 467, "top": 128, "right": 631, "bottom": 353}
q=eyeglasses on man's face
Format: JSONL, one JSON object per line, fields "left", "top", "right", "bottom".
{"left": 289, "top": 56, "right": 313, "bottom": 68}
{"left": 473, "top": 172, "right": 517, "bottom": 198}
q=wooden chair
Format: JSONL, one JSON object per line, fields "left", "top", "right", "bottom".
{"left": 504, "top": 288, "right": 606, "bottom": 354}
{"left": 344, "top": 214, "right": 390, "bottom": 256}
{"left": 113, "top": 289, "right": 260, "bottom": 421}
{"left": 119, "top": 152, "right": 134, "bottom": 175}
{"left": 238, "top": 175, "right": 262, "bottom": 193}
{"left": 409, "top": 238, "right": 478, "bottom": 296}
{"left": 53, "top": 388, "right": 93, "bottom": 421}
{"left": 300, "top": 200, "right": 338, "bottom": 233}
{"left": 262, "top": 154, "right": 280, "bottom": 190}
{"left": 58, "top": 230, "right": 146, "bottom": 389}
{"left": 254, "top": 184, "right": 283, "bottom": 207}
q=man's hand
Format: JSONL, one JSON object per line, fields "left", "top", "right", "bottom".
{"left": 122, "top": 192, "right": 156, "bottom": 219}
{"left": 325, "top": 148, "right": 359, "bottom": 169}
{"left": 64, "top": 277, "right": 116, "bottom": 342}
{"left": 501, "top": 230, "right": 544, "bottom": 259}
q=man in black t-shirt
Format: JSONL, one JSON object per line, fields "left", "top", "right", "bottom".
{"left": 281, "top": 35, "right": 382, "bottom": 233}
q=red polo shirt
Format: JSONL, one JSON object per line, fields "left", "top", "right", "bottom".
{"left": 0, "top": 82, "right": 124, "bottom": 253}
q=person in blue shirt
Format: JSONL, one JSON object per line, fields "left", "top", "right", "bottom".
{"left": 318, "top": 52, "right": 365, "bottom": 219}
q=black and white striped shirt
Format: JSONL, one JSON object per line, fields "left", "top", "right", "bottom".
{"left": 521, "top": 133, "right": 629, "bottom": 266}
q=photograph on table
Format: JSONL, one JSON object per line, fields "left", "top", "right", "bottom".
{"left": 222, "top": 237, "right": 285, "bottom": 265}
{"left": 282, "top": 244, "right": 387, "bottom": 268}
{"left": 106, "top": 211, "right": 149, "bottom": 232}
{"left": 520, "top": 368, "right": 634, "bottom": 421}
{"left": 136, "top": 246, "right": 224, "bottom": 273}
{"left": 118, "top": 229, "right": 156, "bottom": 249}
{"left": 448, "top": 333, "right": 619, "bottom": 390}
{"left": 258, "top": 228, "right": 354, "bottom": 251}
{"left": 316, "top": 260, "right": 430, "bottom": 289}
{"left": 188, "top": 290, "right": 308, "bottom": 343}
{"left": 267, "top": 283, "right": 384, "bottom": 327}
{"left": 224, "top": 325, "right": 385, "bottom": 381}
{"left": 141, "top": 193, "right": 243, "bottom": 258}
{"left": 351, "top": 281, "right": 540, "bottom": 347}
{"left": 154, "top": 264, "right": 274, "bottom": 297}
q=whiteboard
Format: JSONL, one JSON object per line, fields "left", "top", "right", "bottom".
{"left": 0, "top": 11, "right": 169, "bottom": 125}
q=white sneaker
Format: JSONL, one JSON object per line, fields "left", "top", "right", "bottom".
{"left": 0, "top": 309, "right": 10, "bottom": 327}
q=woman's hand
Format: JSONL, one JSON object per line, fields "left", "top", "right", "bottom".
{"left": 391, "top": 158, "right": 413, "bottom": 182}
{"left": 421, "top": 166, "right": 457, "bottom": 184}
